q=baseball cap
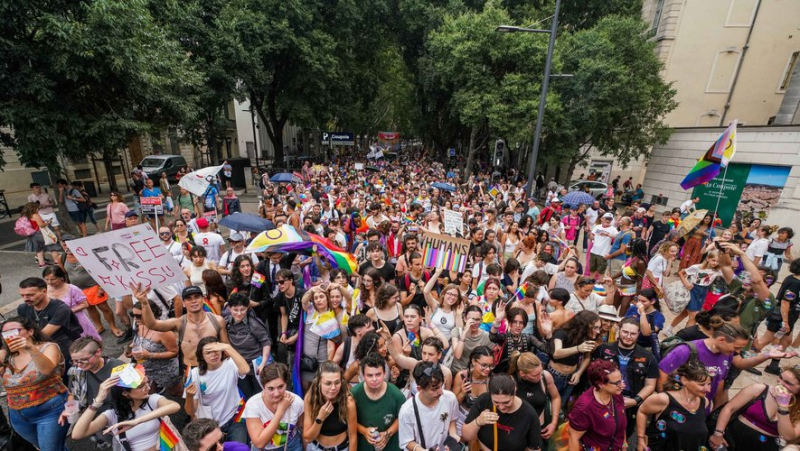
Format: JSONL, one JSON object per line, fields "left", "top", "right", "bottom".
{"left": 602, "top": 213, "right": 614, "bottom": 219}
{"left": 182, "top": 286, "right": 204, "bottom": 299}
{"left": 636, "top": 207, "right": 646, "bottom": 213}
{"left": 551, "top": 197, "right": 561, "bottom": 203}
{"left": 124, "top": 211, "right": 139, "bottom": 218}
{"left": 228, "top": 232, "right": 245, "bottom": 242}
{"left": 598, "top": 305, "right": 622, "bottom": 322}
{"left": 196, "top": 217, "right": 209, "bottom": 228}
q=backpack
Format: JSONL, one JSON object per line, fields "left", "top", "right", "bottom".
{"left": 404, "top": 271, "right": 432, "bottom": 293}
{"left": 14, "top": 217, "right": 36, "bottom": 237}
{"left": 660, "top": 337, "right": 698, "bottom": 365}
{"left": 72, "top": 189, "right": 90, "bottom": 211}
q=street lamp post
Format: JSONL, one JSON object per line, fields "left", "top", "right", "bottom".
{"left": 496, "top": 0, "right": 562, "bottom": 200}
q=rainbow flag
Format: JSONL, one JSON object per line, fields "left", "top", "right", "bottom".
{"left": 202, "top": 299, "right": 218, "bottom": 315}
{"left": 680, "top": 120, "right": 737, "bottom": 190}
{"left": 233, "top": 388, "right": 246, "bottom": 422}
{"left": 593, "top": 284, "right": 607, "bottom": 297}
{"left": 251, "top": 271, "right": 266, "bottom": 288}
{"left": 159, "top": 421, "right": 180, "bottom": 451}
{"left": 407, "top": 329, "right": 420, "bottom": 347}
{"left": 513, "top": 282, "right": 530, "bottom": 301}
{"left": 246, "top": 225, "right": 358, "bottom": 274}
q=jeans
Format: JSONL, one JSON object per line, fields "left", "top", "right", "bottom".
{"left": 220, "top": 419, "right": 249, "bottom": 446}
{"left": 547, "top": 366, "right": 575, "bottom": 412}
{"left": 9, "top": 392, "right": 69, "bottom": 451}
{"left": 260, "top": 433, "right": 302, "bottom": 451}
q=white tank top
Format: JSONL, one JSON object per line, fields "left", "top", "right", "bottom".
{"left": 430, "top": 308, "right": 456, "bottom": 340}
{"left": 189, "top": 261, "right": 210, "bottom": 293}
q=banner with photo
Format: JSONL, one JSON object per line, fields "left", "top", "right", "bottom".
{"left": 692, "top": 163, "right": 790, "bottom": 226}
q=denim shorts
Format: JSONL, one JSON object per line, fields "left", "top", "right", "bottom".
{"left": 68, "top": 210, "right": 86, "bottom": 224}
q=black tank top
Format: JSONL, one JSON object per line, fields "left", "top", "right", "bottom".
{"left": 319, "top": 402, "right": 348, "bottom": 436}
{"left": 373, "top": 305, "right": 403, "bottom": 335}
{"left": 516, "top": 376, "right": 548, "bottom": 416}
{"left": 645, "top": 393, "right": 708, "bottom": 451}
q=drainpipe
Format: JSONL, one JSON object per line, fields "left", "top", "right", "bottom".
{"left": 720, "top": 0, "right": 762, "bottom": 125}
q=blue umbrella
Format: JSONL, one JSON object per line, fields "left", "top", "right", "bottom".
{"left": 431, "top": 182, "right": 456, "bottom": 192}
{"left": 560, "top": 191, "right": 596, "bottom": 208}
{"left": 218, "top": 212, "right": 275, "bottom": 233}
{"left": 270, "top": 173, "right": 302, "bottom": 184}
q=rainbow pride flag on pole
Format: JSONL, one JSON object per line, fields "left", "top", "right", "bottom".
{"left": 233, "top": 388, "right": 246, "bottom": 422}
{"left": 513, "top": 282, "right": 530, "bottom": 301}
{"left": 159, "top": 421, "right": 180, "bottom": 451}
{"left": 680, "top": 120, "right": 737, "bottom": 190}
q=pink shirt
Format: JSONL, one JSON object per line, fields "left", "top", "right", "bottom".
{"left": 106, "top": 201, "right": 130, "bottom": 225}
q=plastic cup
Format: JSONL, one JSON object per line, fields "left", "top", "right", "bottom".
{"left": 65, "top": 400, "right": 80, "bottom": 424}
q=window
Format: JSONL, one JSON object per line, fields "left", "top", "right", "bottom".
{"left": 725, "top": 0, "right": 758, "bottom": 27}
{"left": 649, "top": 0, "right": 665, "bottom": 37}
{"left": 74, "top": 169, "right": 92, "bottom": 179}
{"left": 779, "top": 51, "right": 800, "bottom": 92}
{"left": 706, "top": 49, "right": 742, "bottom": 93}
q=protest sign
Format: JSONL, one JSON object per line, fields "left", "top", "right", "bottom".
{"left": 354, "top": 163, "right": 364, "bottom": 170}
{"left": 418, "top": 231, "right": 470, "bottom": 273}
{"left": 203, "top": 210, "right": 218, "bottom": 224}
{"left": 65, "top": 224, "right": 187, "bottom": 298}
{"left": 140, "top": 197, "right": 163, "bottom": 215}
{"left": 443, "top": 209, "right": 463, "bottom": 236}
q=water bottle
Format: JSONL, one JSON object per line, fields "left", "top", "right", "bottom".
{"left": 370, "top": 428, "right": 383, "bottom": 451}
{"left": 775, "top": 322, "right": 786, "bottom": 339}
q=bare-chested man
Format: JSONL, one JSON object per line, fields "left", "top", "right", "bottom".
{"left": 132, "top": 284, "right": 228, "bottom": 370}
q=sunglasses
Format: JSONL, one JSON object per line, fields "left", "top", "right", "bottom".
{"left": 275, "top": 279, "right": 290, "bottom": 285}
{"left": 607, "top": 379, "right": 625, "bottom": 387}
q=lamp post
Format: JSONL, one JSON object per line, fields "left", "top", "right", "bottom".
{"left": 496, "top": 0, "right": 561, "bottom": 200}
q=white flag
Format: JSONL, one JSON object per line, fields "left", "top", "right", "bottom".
{"left": 178, "top": 165, "right": 223, "bottom": 197}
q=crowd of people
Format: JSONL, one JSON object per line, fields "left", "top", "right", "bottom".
{"left": 5, "top": 147, "right": 800, "bottom": 451}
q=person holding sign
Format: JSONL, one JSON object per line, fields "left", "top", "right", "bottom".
{"left": 140, "top": 178, "right": 164, "bottom": 228}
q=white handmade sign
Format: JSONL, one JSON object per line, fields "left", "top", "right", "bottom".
{"left": 65, "top": 224, "right": 187, "bottom": 298}
{"left": 443, "top": 209, "right": 463, "bottom": 236}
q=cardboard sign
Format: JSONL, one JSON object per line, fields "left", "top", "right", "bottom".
{"left": 418, "top": 231, "right": 470, "bottom": 273}
{"left": 203, "top": 210, "right": 218, "bottom": 224}
{"left": 140, "top": 197, "right": 163, "bottom": 215}
{"left": 354, "top": 163, "right": 364, "bottom": 170}
{"left": 443, "top": 209, "right": 463, "bottom": 236}
{"left": 65, "top": 224, "right": 187, "bottom": 298}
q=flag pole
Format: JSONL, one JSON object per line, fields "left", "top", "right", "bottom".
{"left": 711, "top": 163, "right": 729, "bottom": 226}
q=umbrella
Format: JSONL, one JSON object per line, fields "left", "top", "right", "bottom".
{"left": 678, "top": 209, "right": 709, "bottom": 236}
{"left": 218, "top": 212, "right": 275, "bottom": 233}
{"left": 310, "top": 164, "right": 327, "bottom": 174}
{"left": 247, "top": 225, "right": 358, "bottom": 274}
{"left": 431, "top": 182, "right": 456, "bottom": 193}
{"left": 365, "top": 166, "right": 380, "bottom": 172}
{"left": 270, "top": 173, "right": 302, "bottom": 184}
{"left": 560, "top": 191, "right": 596, "bottom": 208}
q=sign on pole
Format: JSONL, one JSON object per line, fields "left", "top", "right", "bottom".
{"left": 64, "top": 224, "right": 187, "bottom": 298}
{"left": 140, "top": 197, "right": 163, "bottom": 215}
{"left": 443, "top": 209, "right": 463, "bottom": 236}
{"left": 418, "top": 232, "right": 470, "bottom": 273}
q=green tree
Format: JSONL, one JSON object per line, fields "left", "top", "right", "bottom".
{"left": 548, "top": 15, "right": 676, "bottom": 179}
{"left": 423, "top": 5, "right": 553, "bottom": 177}
{"left": 0, "top": 0, "right": 199, "bottom": 193}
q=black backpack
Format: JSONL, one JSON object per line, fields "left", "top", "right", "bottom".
{"left": 660, "top": 338, "right": 698, "bottom": 366}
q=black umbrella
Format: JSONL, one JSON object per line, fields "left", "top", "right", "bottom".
{"left": 218, "top": 212, "right": 275, "bottom": 233}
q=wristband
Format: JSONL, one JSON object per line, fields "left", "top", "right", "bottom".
{"left": 714, "top": 429, "right": 724, "bottom": 435}
{"left": 779, "top": 409, "right": 790, "bottom": 415}
{"left": 633, "top": 395, "right": 643, "bottom": 406}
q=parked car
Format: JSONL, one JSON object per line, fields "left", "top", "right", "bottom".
{"left": 139, "top": 155, "right": 187, "bottom": 182}
{"left": 568, "top": 180, "right": 608, "bottom": 198}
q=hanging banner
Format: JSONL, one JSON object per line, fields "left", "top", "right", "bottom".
{"left": 178, "top": 165, "right": 223, "bottom": 197}
{"left": 443, "top": 209, "right": 463, "bottom": 236}
{"left": 65, "top": 224, "right": 187, "bottom": 298}
{"left": 692, "top": 163, "right": 750, "bottom": 227}
{"left": 418, "top": 232, "right": 470, "bottom": 273}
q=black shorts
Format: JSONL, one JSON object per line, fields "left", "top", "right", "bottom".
{"left": 766, "top": 312, "right": 799, "bottom": 333}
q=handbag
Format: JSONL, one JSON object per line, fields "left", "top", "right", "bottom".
{"left": 664, "top": 281, "right": 691, "bottom": 314}
{"left": 300, "top": 333, "right": 324, "bottom": 372}
{"left": 194, "top": 375, "right": 215, "bottom": 419}
{"left": 41, "top": 226, "right": 58, "bottom": 246}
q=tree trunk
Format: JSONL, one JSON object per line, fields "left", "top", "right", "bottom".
{"left": 102, "top": 152, "right": 119, "bottom": 192}
{"left": 463, "top": 126, "right": 479, "bottom": 181}
{"left": 565, "top": 158, "right": 579, "bottom": 186}
{"left": 50, "top": 171, "right": 76, "bottom": 235}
